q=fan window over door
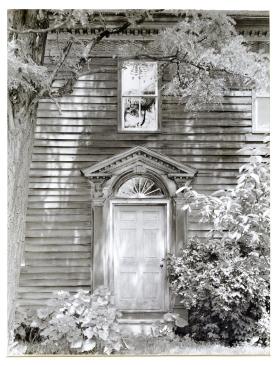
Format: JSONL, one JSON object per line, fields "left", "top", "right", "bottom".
{"left": 117, "top": 176, "right": 164, "bottom": 198}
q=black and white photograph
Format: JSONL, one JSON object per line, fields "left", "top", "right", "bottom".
{"left": 5, "top": 1, "right": 272, "bottom": 359}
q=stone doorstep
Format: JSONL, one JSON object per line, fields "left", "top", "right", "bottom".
{"left": 118, "top": 322, "right": 156, "bottom": 336}
{"left": 119, "top": 311, "right": 166, "bottom": 321}
{"left": 118, "top": 312, "right": 166, "bottom": 335}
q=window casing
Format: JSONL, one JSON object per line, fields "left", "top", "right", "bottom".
{"left": 119, "top": 61, "right": 159, "bottom": 132}
{"left": 252, "top": 93, "right": 270, "bottom": 133}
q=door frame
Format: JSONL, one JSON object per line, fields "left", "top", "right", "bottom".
{"left": 108, "top": 198, "right": 171, "bottom": 312}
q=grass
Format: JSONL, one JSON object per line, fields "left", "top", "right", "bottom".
{"left": 119, "top": 335, "right": 270, "bottom": 356}
{"left": 16, "top": 335, "right": 269, "bottom": 356}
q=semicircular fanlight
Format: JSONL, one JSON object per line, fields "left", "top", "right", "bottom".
{"left": 117, "top": 176, "right": 164, "bottom": 198}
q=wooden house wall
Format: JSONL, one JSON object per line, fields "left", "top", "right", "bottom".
{"left": 17, "top": 13, "right": 269, "bottom": 307}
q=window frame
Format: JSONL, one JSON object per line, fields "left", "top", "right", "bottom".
{"left": 118, "top": 59, "right": 161, "bottom": 133}
{"left": 252, "top": 91, "right": 270, "bottom": 133}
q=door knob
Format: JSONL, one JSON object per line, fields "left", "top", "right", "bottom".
{"left": 160, "top": 264, "right": 163, "bottom": 269}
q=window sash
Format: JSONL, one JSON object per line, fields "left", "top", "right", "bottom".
{"left": 121, "top": 61, "right": 158, "bottom": 131}
{"left": 252, "top": 94, "right": 270, "bottom": 133}
{"left": 121, "top": 97, "right": 158, "bottom": 130}
{"left": 121, "top": 61, "right": 158, "bottom": 96}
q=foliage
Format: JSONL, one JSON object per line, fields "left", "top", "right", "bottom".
{"left": 14, "top": 287, "right": 124, "bottom": 354}
{"left": 151, "top": 312, "right": 188, "bottom": 340}
{"left": 120, "top": 334, "right": 269, "bottom": 355}
{"left": 8, "top": 39, "right": 49, "bottom": 95}
{"left": 7, "top": 10, "right": 155, "bottom": 103}
{"left": 121, "top": 11, "right": 269, "bottom": 110}
{"left": 8, "top": 10, "right": 269, "bottom": 111}
{"left": 167, "top": 151, "right": 270, "bottom": 346}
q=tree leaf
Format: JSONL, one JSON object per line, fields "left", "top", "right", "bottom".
{"left": 81, "top": 339, "right": 96, "bottom": 352}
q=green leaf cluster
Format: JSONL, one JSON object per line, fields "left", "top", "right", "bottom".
{"left": 167, "top": 151, "right": 270, "bottom": 346}
{"left": 14, "top": 286, "right": 124, "bottom": 354}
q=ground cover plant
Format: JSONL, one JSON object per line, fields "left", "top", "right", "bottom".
{"left": 13, "top": 287, "right": 124, "bottom": 355}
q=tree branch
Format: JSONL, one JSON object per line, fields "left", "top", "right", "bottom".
{"left": 49, "top": 41, "right": 73, "bottom": 86}
{"left": 9, "top": 12, "right": 73, "bottom": 34}
{"left": 51, "top": 10, "right": 163, "bottom": 98}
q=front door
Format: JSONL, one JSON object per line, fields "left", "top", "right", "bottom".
{"left": 114, "top": 205, "right": 166, "bottom": 311}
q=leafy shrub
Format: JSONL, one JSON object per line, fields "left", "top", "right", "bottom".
{"left": 151, "top": 312, "right": 188, "bottom": 340}
{"left": 14, "top": 287, "right": 124, "bottom": 354}
{"left": 167, "top": 153, "right": 270, "bottom": 346}
{"left": 14, "top": 307, "right": 42, "bottom": 344}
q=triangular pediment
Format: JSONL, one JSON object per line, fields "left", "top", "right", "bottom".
{"left": 81, "top": 146, "right": 197, "bottom": 179}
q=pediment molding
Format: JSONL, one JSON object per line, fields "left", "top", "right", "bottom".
{"left": 82, "top": 146, "right": 197, "bottom": 202}
{"left": 81, "top": 146, "right": 197, "bottom": 180}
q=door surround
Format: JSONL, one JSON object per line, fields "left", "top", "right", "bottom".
{"left": 80, "top": 146, "right": 197, "bottom": 313}
{"left": 108, "top": 198, "right": 171, "bottom": 312}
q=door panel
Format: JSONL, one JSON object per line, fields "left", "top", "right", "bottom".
{"left": 114, "top": 205, "right": 165, "bottom": 311}
{"left": 119, "top": 229, "right": 137, "bottom": 258}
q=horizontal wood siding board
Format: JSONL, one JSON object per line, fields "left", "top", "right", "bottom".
{"left": 29, "top": 162, "right": 245, "bottom": 170}
{"left": 18, "top": 286, "right": 90, "bottom": 293}
{"left": 27, "top": 195, "right": 90, "bottom": 202}
{"left": 28, "top": 188, "right": 91, "bottom": 195}
{"left": 27, "top": 170, "right": 240, "bottom": 180}
{"left": 25, "top": 237, "right": 91, "bottom": 245}
{"left": 32, "top": 147, "right": 267, "bottom": 156}
{"left": 26, "top": 214, "right": 91, "bottom": 222}
{"left": 21, "top": 266, "right": 91, "bottom": 273}
{"left": 26, "top": 229, "right": 91, "bottom": 237}
{"left": 21, "top": 273, "right": 90, "bottom": 280}
{"left": 163, "top": 96, "right": 252, "bottom": 104}
{"left": 25, "top": 256, "right": 91, "bottom": 266}
{"left": 26, "top": 223, "right": 91, "bottom": 230}
{"left": 36, "top": 111, "right": 251, "bottom": 119}
{"left": 41, "top": 94, "right": 117, "bottom": 102}
{"left": 32, "top": 140, "right": 252, "bottom": 148}
{"left": 19, "top": 279, "right": 92, "bottom": 286}
{"left": 29, "top": 156, "right": 256, "bottom": 164}
{"left": 17, "top": 293, "right": 67, "bottom": 300}
{"left": 33, "top": 134, "right": 247, "bottom": 141}
{"left": 27, "top": 202, "right": 91, "bottom": 208}
{"left": 51, "top": 80, "right": 117, "bottom": 88}
{"left": 36, "top": 120, "right": 252, "bottom": 127}
{"left": 34, "top": 126, "right": 251, "bottom": 134}
{"left": 37, "top": 104, "right": 250, "bottom": 112}
{"left": 25, "top": 245, "right": 91, "bottom": 252}
{"left": 24, "top": 259, "right": 91, "bottom": 266}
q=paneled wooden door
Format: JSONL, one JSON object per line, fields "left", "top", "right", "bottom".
{"left": 114, "top": 205, "right": 166, "bottom": 311}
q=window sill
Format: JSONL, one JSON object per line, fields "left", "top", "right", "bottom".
{"left": 117, "top": 129, "right": 161, "bottom": 134}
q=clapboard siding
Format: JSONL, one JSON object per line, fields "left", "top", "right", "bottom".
{"left": 17, "top": 14, "right": 269, "bottom": 308}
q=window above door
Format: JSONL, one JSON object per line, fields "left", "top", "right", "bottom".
{"left": 119, "top": 61, "right": 159, "bottom": 132}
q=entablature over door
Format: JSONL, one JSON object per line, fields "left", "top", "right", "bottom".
{"left": 81, "top": 146, "right": 197, "bottom": 200}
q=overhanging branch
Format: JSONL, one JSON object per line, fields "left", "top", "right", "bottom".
{"left": 9, "top": 12, "right": 73, "bottom": 34}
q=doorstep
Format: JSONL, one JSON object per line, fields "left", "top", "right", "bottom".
{"left": 118, "top": 312, "right": 166, "bottom": 335}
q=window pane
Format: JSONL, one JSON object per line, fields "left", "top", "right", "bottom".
{"left": 139, "top": 63, "right": 157, "bottom": 95}
{"left": 122, "top": 61, "right": 157, "bottom": 96}
{"left": 256, "top": 97, "right": 270, "bottom": 131}
{"left": 122, "top": 62, "right": 140, "bottom": 96}
{"left": 122, "top": 97, "right": 157, "bottom": 130}
{"left": 138, "top": 97, "right": 157, "bottom": 129}
{"left": 122, "top": 97, "right": 140, "bottom": 128}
